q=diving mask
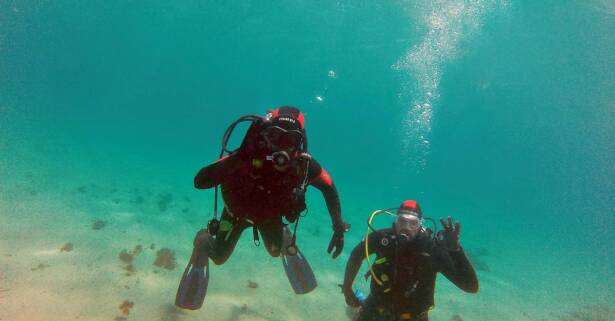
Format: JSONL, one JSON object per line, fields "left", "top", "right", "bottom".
{"left": 394, "top": 212, "right": 422, "bottom": 241}
{"left": 261, "top": 125, "right": 304, "bottom": 151}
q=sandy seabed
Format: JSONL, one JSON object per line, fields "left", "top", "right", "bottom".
{"left": 1, "top": 170, "right": 612, "bottom": 321}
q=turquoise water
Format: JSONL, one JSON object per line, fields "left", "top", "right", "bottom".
{"left": 1, "top": 1, "right": 613, "bottom": 320}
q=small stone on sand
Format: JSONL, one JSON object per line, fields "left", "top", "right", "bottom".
{"left": 451, "top": 314, "right": 464, "bottom": 321}
{"left": 61, "top": 242, "right": 73, "bottom": 252}
{"left": 31, "top": 263, "right": 50, "bottom": 271}
{"left": 247, "top": 280, "right": 258, "bottom": 289}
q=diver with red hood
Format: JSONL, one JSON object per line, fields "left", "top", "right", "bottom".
{"left": 341, "top": 200, "right": 478, "bottom": 321}
{"left": 176, "top": 106, "right": 349, "bottom": 310}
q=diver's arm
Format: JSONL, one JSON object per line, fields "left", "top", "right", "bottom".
{"left": 308, "top": 158, "right": 348, "bottom": 258}
{"left": 308, "top": 159, "right": 344, "bottom": 230}
{"left": 342, "top": 232, "right": 381, "bottom": 307}
{"left": 194, "top": 153, "right": 242, "bottom": 189}
{"left": 436, "top": 217, "right": 479, "bottom": 293}
{"left": 438, "top": 246, "right": 479, "bottom": 293}
{"left": 342, "top": 240, "right": 366, "bottom": 292}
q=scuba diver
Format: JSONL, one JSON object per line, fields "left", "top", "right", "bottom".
{"left": 341, "top": 200, "right": 478, "bottom": 321}
{"left": 176, "top": 106, "right": 350, "bottom": 310}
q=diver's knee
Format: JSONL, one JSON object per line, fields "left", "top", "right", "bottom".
{"left": 207, "top": 244, "right": 233, "bottom": 265}
{"left": 193, "top": 229, "right": 212, "bottom": 249}
{"left": 211, "top": 256, "right": 228, "bottom": 265}
{"left": 267, "top": 245, "right": 281, "bottom": 257}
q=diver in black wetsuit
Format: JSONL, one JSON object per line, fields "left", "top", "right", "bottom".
{"left": 176, "top": 106, "right": 350, "bottom": 310}
{"left": 342, "top": 200, "right": 478, "bottom": 321}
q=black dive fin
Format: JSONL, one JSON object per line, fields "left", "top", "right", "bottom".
{"left": 281, "top": 227, "right": 317, "bottom": 294}
{"left": 175, "top": 230, "right": 210, "bottom": 310}
{"left": 175, "top": 261, "right": 209, "bottom": 309}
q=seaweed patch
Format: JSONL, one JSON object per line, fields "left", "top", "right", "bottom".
{"left": 157, "top": 193, "right": 174, "bottom": 212}
{"left": 92, "top": 220, "right": 107, "bottom": 230}
{"left": 119, "top": 245, "right": 144, "bottom": 274}
{"left": 119, "top": 250, "right": 134, "bottom": 264}
{"left": 132, "top": 245, "right": 143, "bottom": 256}
{"left": 154, "top": 248, "right": 176, "bottom": 270}
{"left": 119, "top": 300, "right": 134, "bottom": 315}
{"left": 133, "top": 196, "right": 145, "bottom": 205}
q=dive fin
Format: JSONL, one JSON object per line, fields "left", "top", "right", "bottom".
{"left": 175, "top": 230, "right": 211, "bottom": 310}
{"left": 281, "top": 227, "right": 317, "bottom": 294}
{"left": 175, "top": 262, "right": 209, "bottom": 310}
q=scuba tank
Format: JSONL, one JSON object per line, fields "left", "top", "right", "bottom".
{"left": 207, "top": 114, "right": 262, "bottom": 235}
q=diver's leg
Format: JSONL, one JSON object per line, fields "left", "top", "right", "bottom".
{"left": 258, "top": 217, "right": 284, "bottom": 257}
{"left": 208, "top": 209, "right": 248, "bottom": 265}
{"left": 176, "top": 226, "right": 218, "bottom": 309}
{"left": 411, "top": 312, "right": 429, "bottom": 321}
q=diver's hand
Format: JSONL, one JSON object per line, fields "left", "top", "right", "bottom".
{"left": 327, "top": 223, "right": 350, "bottom": 259}
{"left": 342, "top": 286, "right": 361, "bottom": 307}
{"left": 327, "top": 231, "right": 344, "bottom": 259}
{"left": 437, "top": 216, "right": 461, "bottom": 251}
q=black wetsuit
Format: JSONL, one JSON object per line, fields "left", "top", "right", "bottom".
{"left": 194, "top": 148, "right": 342, "bottom": 264}
{"left": 343, "top": 228, "right": 478, "bottom": 321}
